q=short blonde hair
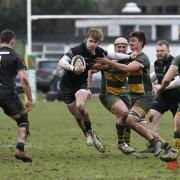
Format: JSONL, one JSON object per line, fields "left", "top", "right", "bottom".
{"left": 85, "top": 28, "right": 104, "bottom": 42}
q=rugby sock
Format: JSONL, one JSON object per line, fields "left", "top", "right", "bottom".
{"left": 75, "top": 118, "right": 86, "bottom": 136}
{"left": 162, "top": 142, "right": 171, "bottom": 151}
{"left": 116, "top": 123, "right": 126, "bottom": 144}
{"left": 16, "top": 142, "right": 25, "bottom": 152}
{"left": 124, "top": 126, "right": 131, "bottom": 145}
{"left": 149, "top": 138, "right": 156, "bottom": 146}
{"left": 84, "top": 120, "right": 92, "bottom": 132}
{"left": 173, "top": 131, "right": 180, "bottom": 151}
{"left": 174, "top": 131, "right": 180, "bottom": 139}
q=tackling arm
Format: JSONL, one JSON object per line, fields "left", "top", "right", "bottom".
{"left": 159, "top": 65, "right": 178, "bottom": 91}
{"left": 107, "top": 50, "right": 130, "bottom": 60}
{"left": 165, "top": 78, "right": 180, "bottom": 90}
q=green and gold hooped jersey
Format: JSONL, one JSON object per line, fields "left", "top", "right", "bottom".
{"left": 128, "top": 52, "right": 152, "bottom": 95}
{"left": 100, "top": 60, "right": 128, "bottom": 95}
{"left": 172, "top": 55, "right": 180, "bottom": 75}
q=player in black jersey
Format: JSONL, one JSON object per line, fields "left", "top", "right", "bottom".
{"left": 58, "top": 28, "right": 106, "bottom": 153}
{"left": 0, "top": 30, "right": 32, "bottom": 162}
{"left": 149, "top": 40, "right": 180, "bottom": 153}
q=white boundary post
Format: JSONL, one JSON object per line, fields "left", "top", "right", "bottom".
{"left": 27, "top": 0, "right": 32, "bottom": 54}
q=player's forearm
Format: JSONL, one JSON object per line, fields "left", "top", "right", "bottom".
{"left": 22, "top": 78, "right": 32, "bottom": 102}
{"left": 109, "top": 61, "right": 128, "bottom": 71}
{"left": 150, "top": 72, "right": 157, "bottom": 82}
{"left": 107, "top": 50, "right": 130, "bottom": 60}
{"left": 165, "top": 79, "right": 180, "bottom": 90}
{"left": 58, "top": 56, "right": 74, "bottom": 71}
{"left": 160, "top": 79, "right": 171, "bottom": 91}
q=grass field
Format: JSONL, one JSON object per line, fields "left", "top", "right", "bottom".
{"left": 0, "top": 97, "right": 179, "bottom": 180}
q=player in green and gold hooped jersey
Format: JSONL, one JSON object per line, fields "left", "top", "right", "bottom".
{"left": 99, "top": 37, "right": 135, "bottom": 154}
{"left": 97, "top": 31, "right": 176, "bottom": 161}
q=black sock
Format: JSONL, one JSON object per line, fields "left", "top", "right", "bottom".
{"left": 116, "top": 123, "right": 126, "bottom": 144}
{"left": 162, "top": 142, "right": 171, "bottom": 150}
{"left": 124, "top": 126, "right": 131, "bottom": 145}
{"left": 16, "top": 142, "right": 25, "bottom": 152}
{"left": 149, "top": 138, "right": 156, "bottom": 146}
{"left": 84, "top": 120, "right": 92, "bottom": 132}
{"left": 174, "top": 131, "right": 180, "bottom": 138}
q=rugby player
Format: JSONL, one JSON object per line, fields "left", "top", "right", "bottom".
{"left": 0, "top": 29, "right": 32, "bottom": 162}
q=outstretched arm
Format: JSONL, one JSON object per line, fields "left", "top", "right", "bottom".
{"left": 96, "top": 57, "right": 141, "bottom": 72}
{"left": 159, "top": 65, "right": 178, "bottom": 91}
{"left": 107, "top": 50, "right": 130, "bottom": 60}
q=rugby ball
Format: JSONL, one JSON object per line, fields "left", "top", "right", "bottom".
{"left": 71, "top": 55, "right": 86, "bottom": 69}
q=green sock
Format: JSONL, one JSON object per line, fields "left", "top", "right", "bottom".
{"left": 116, "top": 123, "right": 126, "bottom": 144}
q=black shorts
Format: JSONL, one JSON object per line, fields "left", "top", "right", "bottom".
{"left": 151, "top": 93, "right": 179, "bottom": 117}
{"left": 60, "top": 83, "right": 87, "bottom": 104}
{"left": 60, "top": 88, "right": 76, "bottom": 104}
{"left": 0, "top": 96, "right": 24, "bottom": 116}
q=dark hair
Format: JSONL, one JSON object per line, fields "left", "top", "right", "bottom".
{"left": 129, "top": 31, "right": 146, "bottom": 48}
{"left": 156, "top": 40, "right": 169, "bottom": 49}
{"left": 0, "top": 29, "right": 15, "bottom": 43}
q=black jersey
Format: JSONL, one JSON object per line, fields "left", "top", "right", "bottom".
{"left": 60, "top": 43, "right": 106, "bottom": 89}
{"left": 0, "top": 46, "right": 26, "bottom": 98}
{"left": 154, "top": 55, "right": 180, "bottom": 98}
{"left": 154, "top": 55, "right": 174, "bottom": 84}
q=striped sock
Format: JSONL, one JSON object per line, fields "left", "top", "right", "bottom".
{"left": 116, "top": 123, "right": 126, "bottom": 144}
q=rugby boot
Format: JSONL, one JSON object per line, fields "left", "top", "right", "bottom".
{"left": 173, "top": 138, "right": 180, "bottom": 152}
{"left": 118, "top": 142, "right": 135, "bottom": 154}
{"left": 86, "top": 130, "right": 95, "bottom": 146}
{"left": 152, "top": 141, "right": 162, "bottom": 157}
{"left": 93, "top": 133, "right": 105, "bottom": 153}
{"left": 15, "top": 149, "right": 32, "bottom": 162}
{"left": 160, "top": 149, "right": 178, "bottom": 162}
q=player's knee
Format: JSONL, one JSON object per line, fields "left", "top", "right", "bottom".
{"left": 149, "top": 113, "right": 154, "bottom": 123}
{"left": 114, "top": 108, "right": 129, "bottom": 119}
{"left": 126, "top": 117, "right": 135, "bottom": 128}
{"left": 15, "top": 113, "right": 29, "bottom": 132}
{"left": 127, "top": 111, "right": 141, "bottom": 128}
{"left": 76, "top": 104, "right": 85, "bottom": 113}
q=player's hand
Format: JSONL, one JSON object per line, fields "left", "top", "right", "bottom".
{"left": 153, "top": 84, "right": 161, "bottom": 95}
{"left": 24, "top": 100, "right": 32, "bottom": 113}
{"left": 130, "top": 51, "right": 138, "bottom": 59}
{"left": 96, "top": 57, "right": 111, "bottom": 65}
{"left": 74, "top": 64, "right": 85, "bottom": 75}
{"left": 87, "top": 89, "right": 92, "bottom": 99}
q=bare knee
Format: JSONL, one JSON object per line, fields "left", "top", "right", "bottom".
{"left": 76, "top": 104, "right": 85, "bottom": 114}
{"left": 113, "top": 106, "right": 129, "bottom": 119}
{"left": 127, "top": 117, "right": 135, "bottom": 128}
{"left": 149, "top": 113, "right": 154, "bottom": 123}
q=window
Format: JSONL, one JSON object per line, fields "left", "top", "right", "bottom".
{"left": 139, "top": 5, "right": 147, "bottom": 13}
{"left": 166, "top": 6, "right": 178, "bottom": 14}
{"left": 139, "top": 26, "right": 151, "bottom": 41}
{"left": 152, "top": 6, "right": 164, "bottom": 14}
{"left": 156, "top": 26, "right": 171, "bottom": 40}
{"left": 121, "top": 26, "right": 135, "bottom": 39}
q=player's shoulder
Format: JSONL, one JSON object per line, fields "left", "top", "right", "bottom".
{"left": 95, "top": 46, "right": 107, "bottom": 56}
{"left": 136, "top": 52, "right": 150, "bottom": 64}
{"left": 67, "top": 43, "right": 84, "bottom": 57}
{"left": 0, "top": 47, "right": 19, "bottom": 59}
